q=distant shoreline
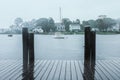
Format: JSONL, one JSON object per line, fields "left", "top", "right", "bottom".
{"left": 0, "top": 31, "right": 120, "bottom": 35}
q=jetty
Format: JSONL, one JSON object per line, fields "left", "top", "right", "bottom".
{"left": 0, "top": 27, "right": 120, "bottom": 80}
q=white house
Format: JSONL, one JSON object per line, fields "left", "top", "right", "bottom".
{"left": 92, "top": 28, "right": 99, "bottom": 31}
{"left": 112, "top": 23, "right": 120, "bottom": 32}
{"left": 32, "top": 28, "right": 43, "bottom": 33}
{"left": 55, "top": 23, "right": 65, "bottom": 31}
{"left": 69, "top": 23, "right": 81, "bottom": 32}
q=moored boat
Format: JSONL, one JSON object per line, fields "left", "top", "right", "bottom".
{"left": 53, "top": 32, "right": 65, "bottom": 39}
{"left": 8, "top": 34, "right": 13, "bottom": 37}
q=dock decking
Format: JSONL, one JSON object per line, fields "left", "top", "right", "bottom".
{"left": 0, "top": 60, "right": 120, "bottom": 80}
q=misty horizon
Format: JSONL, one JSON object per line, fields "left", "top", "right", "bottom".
{"left": 0, "top": 0, "right": 120, "bottom": 28}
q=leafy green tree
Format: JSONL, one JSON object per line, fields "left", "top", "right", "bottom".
{"left": 96, "top": 18, "right": 116, "bottom": 31}
{"left": 36, "top": 18, "right": 49, "bottom": 32}
{"left": 82, "top": 21, "right": 89, "bottom": 27}
{"left": 96, "top": 19, "right": 105, "bottom": 31}
{"left": 88, "top": 20, "right": 97, "bottom": 28}
{"left": 104, "top": 18, "right": 116, "bottom": 31}
{"left": 80, "top": 24, "right": 84, "bottom": 31}
{"left": 62, "top": 18, "right": 71, "bottom": 32}
{"left": 48, "top": 17, "right": 56, "bottom": 32}
{"left": 22, "top": 19, "right": 36, "bottom": 31}
{"left": 116, "top": 19, "right": 120, "bottom": 31}
{"left": 36, "top": 18, "right": 56, "bottom": 32}
{"left": 14, "top": 17, "right": 23, "bottom": 27}
{"left": 9, "top": 17, "right": 23, "bottom": 33}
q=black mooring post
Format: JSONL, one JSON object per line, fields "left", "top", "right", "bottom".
{"left": 84, "top": 27, "right": 96, "bottom": 80}
{"left": 22, "top": 28, "right": 29, "bottom": 71}
{"left": 84, "top": 27, "right": 91, "bottom": 65}
{"left": 28, "top": 33, "right": 34, "bottom": 66}
{"left": 90, "top": 31, "right": 96, "bottom": 65}
{"left": 89, "top": 31, "right": 96, "bottom": 80}
{"left": 28, "top": 33, "right": 34, "bottom": 80}
{"left": 84, "top": 27, "right": 91, "bottom": 80}
{"left": 22, "top": 28, "right": 29, "bottom": 79}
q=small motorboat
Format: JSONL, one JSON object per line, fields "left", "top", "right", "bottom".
{"left": 54, "top": 36, "right": 65, "bottom": 39}
{"left": 8, "top": 34, "right": 13, "bottom": 37}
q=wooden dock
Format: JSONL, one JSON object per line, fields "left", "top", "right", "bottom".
{"left": 0, "top": 27, "right": 120, "bottom": 80}
{"left": 0, "top": 60, "right": 120, "bottom": 80}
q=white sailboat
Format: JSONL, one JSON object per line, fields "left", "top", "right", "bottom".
{"left": 54, "top": 7, "right": 66, "bottom": 39}
{"left": 54, "top": 32, "right": 65, "bottom": 39}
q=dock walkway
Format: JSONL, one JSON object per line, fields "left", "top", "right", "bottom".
{"left": 0, "top": 60, "right": 120, "bottom": 80}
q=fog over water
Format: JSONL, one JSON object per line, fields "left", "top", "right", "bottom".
{"left": 0, "top": 34, "right": 120, "bottom": 60}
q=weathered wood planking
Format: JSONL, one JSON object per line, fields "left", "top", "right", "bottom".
{"left": 0, "top": 60, "right": 120, "bottom": 80}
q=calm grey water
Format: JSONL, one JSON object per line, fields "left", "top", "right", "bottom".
{"left": 0, "top": 34, "right": 120, "bottom": 60}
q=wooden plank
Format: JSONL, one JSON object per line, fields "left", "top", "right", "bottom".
{"left": 109, "top": 60, "right": 120, "bottom": 73}
{"left": 0, "top": 61, "right": 21, "bottom": 78}
{"left": 78, "top": 61, "right": 84, "bottom": 71}
{"left": 53, "top": 60, "right": 62, "bottom": 80}
{"left": 33, "top": 60, "right": 43, "bottom": 75}
{"left": 93, "top": 65, "right": 103, "bottom": 80}
{"left": 74, "top": 61, "right": 83, "bottom": 80}
{"left": 65, "top": 60, "right": 71, "bottom": 80}
{"left": 15, "top": 60, "right": 40, "bottom": 80}
{"left": 0, "top": 61, "right": 14, "bottom": 71}
{"left": 35, "top": 60, "right": 51, "bottom": 79}
{"left": 34, "top": 60, "right": 47, "bottom": 79}
{"left": 107, "top": 61, "right": 120, "bottom": 78}
{"left": 1, "top": 63, "right": 22, "bottom": 80}
{"left": 33, "top": 60, "right": 42, "bottom": 72}
{"left": 9, "top": 67, "right": 22, "bottom": 80}
{"left": 47, "top": 60, "right": 59, "bottom": 80}
{"left": 0, "top": 60, "right": 16, "bottom": 69}
{"left": 41, "top": 61, "right": 55, "bottom": 80}
{"left": 98, "top": 61, "right": 118, "bottom": 80}
{"left": 0, "top": 60, "right": 20, "bottom": 72}
{"left": 71, "top": 60, "right": 77, "bottom": 80}
{"left": 59, "top": 61, "right": 66, "bottom": 80}
{"left": 97, "top": 61, "right": 115, "bottom": 80}
{"left": 16, "top": 76, "right": 22, "bottom": 80}
{"left": 78, "top": 61, "right": 84, "bottom": 77}
{"left": 111, "top": 60, "right": 120, "bottom": 69}
{"left": 58, "top": 61, "right": 63, "bottom": 80}
{"left": 95, "top": 61, "right": 109, "bottom": 80}
{"left": 99, "top": 60, "right": 120, "bottom": 79}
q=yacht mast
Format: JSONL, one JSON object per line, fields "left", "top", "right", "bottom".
{"left": 59, "top": 7, "right": 62, "bottom": 23}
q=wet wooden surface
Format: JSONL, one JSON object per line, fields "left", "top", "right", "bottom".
{"left": 0, "top": 60, "right": 120, "bottom": 80}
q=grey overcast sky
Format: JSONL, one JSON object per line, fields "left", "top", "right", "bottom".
{"left": 0, "top": 0, "right": 119, "bottom": 28}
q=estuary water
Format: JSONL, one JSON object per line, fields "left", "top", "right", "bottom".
{"left": 0, "top": 34, "right": 120, "bottom": 60}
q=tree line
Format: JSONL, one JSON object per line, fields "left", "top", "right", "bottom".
{"left": 81, "top": 18, "right": 117, "bottom": 32}
{"left": 9, "top": 16, "right": 120, "bottom": 33}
